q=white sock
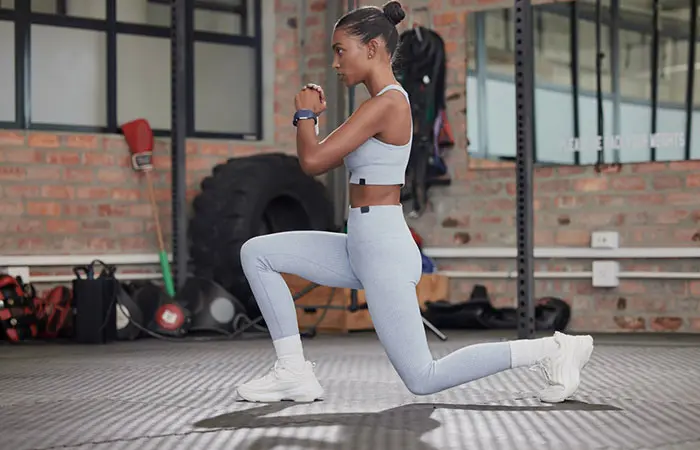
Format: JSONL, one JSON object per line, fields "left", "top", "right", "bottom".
{"left": 508, "top": 336, "right": 559, "bottom": 368}
{"left": 273, "top": 334, "right": 306, "bottom": 370}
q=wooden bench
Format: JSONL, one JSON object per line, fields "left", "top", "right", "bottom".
{"left": 282, "top": 273, "right": 449, "bottom": 334}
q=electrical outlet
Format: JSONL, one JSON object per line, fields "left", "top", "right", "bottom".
{"left": 7, "top": 266, "right": 30, "bottom": 282}
{"left": 591, "top": 231, "right": 619, "bottom": 249}
{"left": 592, "top": 261, "right": 620, "bottom": 287}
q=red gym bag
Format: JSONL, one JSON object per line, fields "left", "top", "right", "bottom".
{"left": 0, "top": 274, "right": 39, "bottom": 342}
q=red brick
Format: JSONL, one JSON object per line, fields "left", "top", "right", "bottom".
{"left": 611, "top": 176, "right": 646, "bottom": 191}
{"left": 63, "top": 134, "right": 100, "bottom": 149}
{"left": 199, "top": 142, "right": 231, "bottom": 156}
{"left": 652, "top": 175, "right": 682, "bottom": 190}
{"left": 87, "top": 237, "right": 117, "bottom": 251}
{"left": 26, "top": 166, "right": 62, "bottom": 180}
{"left": 98, "top": 205, "right": 129, "bottom": 217}
{"left": 0, "top": 131, "right": 25, "bottom": 146}
{"left": 0, "top": 147, "right": 42, "bottom": 163}
{"left": 97, "top": 169, "right": 128, "bottom": 184}
{"left": 112, "top": 188, "right": 141, "bottom": 201}
{"left": 665, "top": 192, "right": 700, "bottom": 205}
{"left": 613, "top": 316, "right": 646, "bottom": 331}
{"left": 65, "top": 168, "right": 94, "bottom": 183}
{"left": 631, "top": 161, "right": 667, "bottom": 173}
{"left": 0, "top": 202, "right": 24, "bottom": 216}
{"left": 81, "top": 220, "right": 111, "bottom": 232}
{"left": 686, "top": 173, "right": 700, "bottom": 187}
{"left": 46, "top": 219, "right": 80, "bottom": 234}
{"left": 654, "top": 210, "right": 689, "bottom": 225}
{"left": 115, "top": 221, "right": 144, "bottom": 234}
{"left": 555, "top": 230, "right": 590, "bottom": 245}
{"left": 0, "top": 218, "right": 41, "bottom": 233}
{"left": 27, "top": 202, "right": 62, "bottom": 216}
{"left": 650, "top": 317, "right": 684, "bottom": 331}
{"left": 120, "top": 237, "right": 151, "bottom": 250}
{"left": 669, "top": 160, "right": 700, "bottom": 171}
{"left": 77, "top": 187, "right": 110, "bottom": 200}
{"left": 45, "top": 151, "right": 82, "bottom": 165}
{"left": 28, "top": 133, "right": 60, "bottom": 148}
{"left": 41, "top": 185, "right": 75, "bottom": 199}
{"left": 573, "top": 178, "right": 608, "bottom": 192}
{"left": 0, "top": 166, "right": 26, "bottom": 181}
{"left": 5, "top": 185, "right": 40, "bottom": 198}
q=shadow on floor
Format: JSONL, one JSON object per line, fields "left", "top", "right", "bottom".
{"left": 193, "top": 400, "right": 622, "bottom": 450}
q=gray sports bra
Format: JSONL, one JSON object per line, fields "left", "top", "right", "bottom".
{"left": 343, "top": 84, "right": 413, "bottom": 186}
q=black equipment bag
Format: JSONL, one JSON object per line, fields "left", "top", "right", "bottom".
{"left": 72, "top": 260, "right": 118, "bottom": 344}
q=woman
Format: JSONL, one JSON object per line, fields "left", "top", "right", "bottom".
{"left": 236, "top": 1, "right": 594, "bottom": 404}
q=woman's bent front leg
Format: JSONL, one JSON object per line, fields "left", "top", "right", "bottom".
{"left": 237, "top": 230, "right": 363, "bottom": 403}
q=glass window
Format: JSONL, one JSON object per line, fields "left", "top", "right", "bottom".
{"left": 692, "top": 40, "right": 700, "bottom": 159}
{"left": 194, "top": 42, "right": 257, "bottom": 135}
{"left": 535, "top": 10, "right": 575, "bottom": 164}
{"left": 0, "top": 0, "right": 13, "bottom": 10}
{"left": 484, "top": 9, "right": 513, "bottom": 78}
{"left": 117, "top": 35, "right": 171, "bottom": 129}
{"left": 0, "top": 20, "right": 14, "bottom": 122}
{"left": 117, "top": 0, "right": 170, "bottom": 27}
{"left": 194, "top": 0, "right": 254, "bottom": 36}
{"left": 30, "top": 25, "right": 107, "bottom": 127}
{"left": 656, "top": 34, "right": 689, "bottom": 161}
{"left": 31, "top": 0, "right": 107, "bottom": 20}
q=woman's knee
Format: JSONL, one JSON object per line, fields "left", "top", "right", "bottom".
{"left": 239, "top": 235, "right": 270, "bottom": 267}
{"left": 393, "top": 361, "right": 437, "bottom": 396}
{"left": 401, "top": 371, "right": 435, "bottom": 396}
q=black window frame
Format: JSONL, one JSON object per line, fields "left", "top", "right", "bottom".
{"left": 0, "top": 0, "right": 263, "bottom": 140}
{"left": 467, "top": 0, "right": 699, "bottom": 165}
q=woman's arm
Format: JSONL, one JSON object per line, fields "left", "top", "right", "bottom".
{"left": 296, "top": 93, "right": 395, "bottom": 176}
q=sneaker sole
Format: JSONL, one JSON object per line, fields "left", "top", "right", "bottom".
{"left": 237, "top": 385, "right": 324, "bottom": 403}
{"left": 539, "top": 335, "right": 594, "bottom": 404}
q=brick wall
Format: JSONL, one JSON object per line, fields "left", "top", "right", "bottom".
{"left": 1, "top": 0, "right": 699, "bottom": 333}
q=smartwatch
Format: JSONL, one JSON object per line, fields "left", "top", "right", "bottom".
{"left": 293, "top": 109, "right": 317, "bottom": 127}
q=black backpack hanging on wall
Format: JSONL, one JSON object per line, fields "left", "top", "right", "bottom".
{"left": 394, "top": 25, "right": 453, "bottom": 216}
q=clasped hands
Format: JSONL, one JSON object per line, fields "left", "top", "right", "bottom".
{"left": 295, "top": 83, "right": 327, "bottom": 115}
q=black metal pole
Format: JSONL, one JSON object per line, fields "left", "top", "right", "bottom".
{"left": 685, "top": 0, "right": 697, "bottom": 160}
{"left": 650, "top": 0, "right": 660, "bottom": 161}
{"left": 595, "top": 0, "right": 605, "bottom": 167}
{"left": 514, "top": 0, "right": 536, "bottom": 340}
{"left": 570, "top": 1, "right": 580, "bottom": 165}
{"left": 348, "top": 0, "right": 356, "bottom": 115}
{"left": 171, "top": 0, "right": 188, "bottom": 290}
{"left": 610, "top": 0, "right": 621, "bottom": 164}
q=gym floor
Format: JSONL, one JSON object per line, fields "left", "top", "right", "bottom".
{"left": 2, "top": 330, "right": 699, "bottom": 450}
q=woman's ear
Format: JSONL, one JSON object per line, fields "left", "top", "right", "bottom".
{"left": 366, "top": 38, "right": 380, "bottom": 59}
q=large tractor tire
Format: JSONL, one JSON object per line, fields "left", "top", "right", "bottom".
{"left": 188, "top": 153, "right": 335, "bottom": 322}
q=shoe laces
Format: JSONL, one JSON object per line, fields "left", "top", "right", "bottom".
{"left": 530, "top": 357, "right": 555, "bottom": 386}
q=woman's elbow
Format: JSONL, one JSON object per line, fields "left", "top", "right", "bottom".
{"left": 299, "top": 156, "right": 324, "bottom": 176}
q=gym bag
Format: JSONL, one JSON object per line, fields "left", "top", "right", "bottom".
{"left": 0, "top": 274, "right": 39, "bottom": 342}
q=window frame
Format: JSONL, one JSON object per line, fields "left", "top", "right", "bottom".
{"left": 468, "top": 0, "right": 699, "bottom": 165}
{"left": 0, "top": 0, "right": 263, "bottom": 140}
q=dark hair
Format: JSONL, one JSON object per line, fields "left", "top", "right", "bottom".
{"left": 335, "top": 1, "right": 406, "bottom": 57}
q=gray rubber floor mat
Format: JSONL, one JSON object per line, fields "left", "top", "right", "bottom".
{"left": 1, "top": 331, "right": 699, "bottom": 450}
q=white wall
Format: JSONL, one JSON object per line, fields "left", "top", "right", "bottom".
{"left": 0, "top": 0, "right": 262, "bottom": 136}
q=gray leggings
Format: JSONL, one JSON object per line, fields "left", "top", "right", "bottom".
{"left": 240, "top": 204, "right": 513, "bottom": 395}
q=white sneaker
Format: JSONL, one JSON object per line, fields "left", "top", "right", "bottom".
{"left": 236, "top": 360, "right": 324, "bottom": 403}
{"left": 532, "top": 331, "right": 594, "bottom": 403}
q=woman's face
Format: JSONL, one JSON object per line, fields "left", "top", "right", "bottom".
{"left": 331, "top": 27, "right": 374, "bottom": 87}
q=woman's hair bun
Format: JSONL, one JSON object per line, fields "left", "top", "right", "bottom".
{"left": 382, "top": 1, "right": 406, "bottom": 26}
